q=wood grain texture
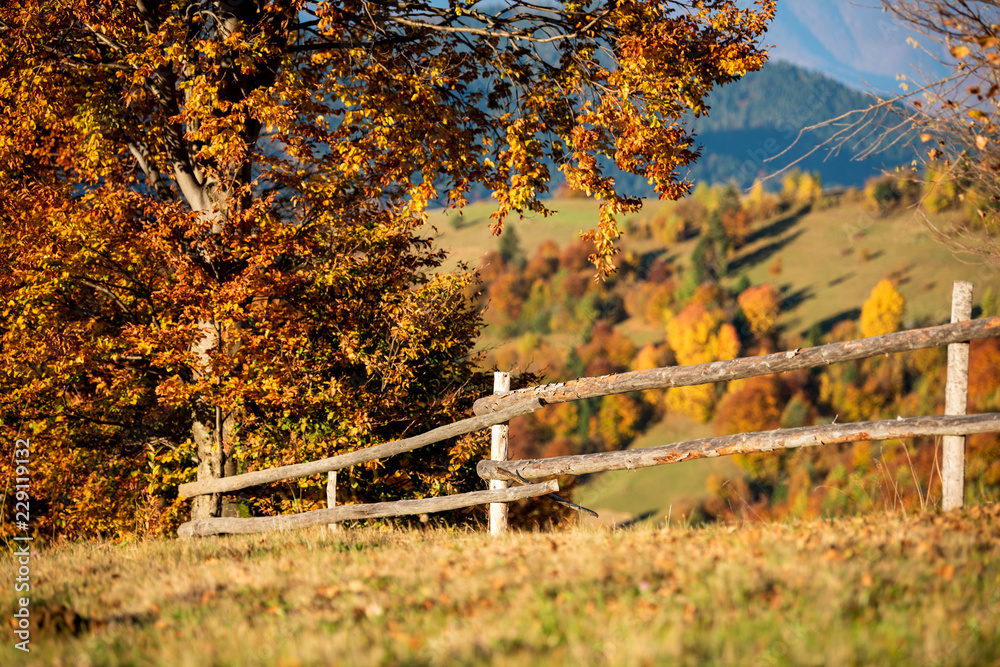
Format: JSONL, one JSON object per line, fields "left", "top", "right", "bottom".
{"left": 943, "top": 282, "right": 974, "bottom": 510}
{"left": 179, "top": 398, "right": 545, "bottom": 499}
{"left": 472, "top": 318, "right": 1000, "bottom": 415}
{"left": 177, "top": 480, "right": 559, "bottom": 537}
{"left": 477, "top": 413, "right": 1000, "bottom": 481}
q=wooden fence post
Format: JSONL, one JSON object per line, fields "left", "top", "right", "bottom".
{"left": 326, "top": 471, "right": 339, "bottom": 532}
{"left": 490, "top": 371, "right": 511, "bottom": 535}
{"left": 943, "top": 281, "right": 973, "bottom": 511}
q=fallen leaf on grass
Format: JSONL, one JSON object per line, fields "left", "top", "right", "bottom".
{"left": 229, "top": 567, "right": 252, "bottom": 585}
{"left": 315, "top": 585, "right": 340, "bottom": 599}
{"left": 820, "top": 548, "right": 841, "bottom": 562}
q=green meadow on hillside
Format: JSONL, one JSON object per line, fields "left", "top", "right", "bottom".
{"left": 571, "top": 415, "right": 741, "bottom": 528}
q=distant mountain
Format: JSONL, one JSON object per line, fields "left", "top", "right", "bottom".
{"left": 678, "top": 61, "right": 918, "bottom": 191}
{"left": 597, "top": 61, "right": 918, "bottom": 197}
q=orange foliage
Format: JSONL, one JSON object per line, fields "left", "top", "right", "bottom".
{"left": 559, "top": 241, "right": 595, "bottom": 272}
{"left": 691, "top": 282, "right": 725, "bottom": 307}
{"left": 633, "top": 343, "right": 672, "bottom": 408}
{"left": 969, "top": 338, "right": 1000, "bottom": 411}
{"left": 738, "top": 284, "right": 781, "bottom": 337}
{"left": 664, "top": 303, "right": 740, "bottom": 421}
{"left": 721, "top": 206, "right": 753, "bottom": 248}
{"left": 483, "top": 273, "right": 529, "bottom": 326}
{"left": 643, "top": 283, "right": 677, "bottom": 326}
{"left": 0, "top": 0, "right": 778, "bottom": 536}
{"left": 534, "top": 403, "right": 581, "bottom": 441}
{"left": 579, "top": 322, "right": 637, "bottom": 372}
{"left": 633, "top": 343, "right": 671, "bottom": 371}
{"left": 716, "top": 376, "right": 783, "bottom": 436}
{"left": 523, "top": 241, "right": 561, "bottom": 283}
{"left": 666, "top": 303, "right": 741, "bottom": 366}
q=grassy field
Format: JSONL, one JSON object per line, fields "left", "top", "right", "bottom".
{"left": 727, "top": 202, "right": 995, "bottom": 336}
{"left": 5, "top": 505, "right": 1000, "bottom": 666}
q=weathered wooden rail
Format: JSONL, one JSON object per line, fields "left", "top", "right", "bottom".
{"left": 179, "top": 480, "right": 559, "bottom": 538}
{"left": 177, "top": 398, "right": 545, "bottom": 499}
{"left": 177, "top": 281, "right": 999, "bottom": 538}
{"left": 477, "top": 413, "right": 1000, "bottom": 481}
{"left": 473, "top": 316, "right": 1000, "bottom": 415}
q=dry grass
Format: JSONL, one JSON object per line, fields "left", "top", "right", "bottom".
{"left": 5, "top": 505, "right": 1000, "bottom": 666}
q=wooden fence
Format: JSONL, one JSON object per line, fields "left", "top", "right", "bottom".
{"left": 177, "top": 281, "right": 1000, "bottom": 537}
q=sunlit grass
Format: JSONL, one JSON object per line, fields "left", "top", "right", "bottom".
{"left": 6, "top": 505, "right": 1000, "bottom": 666}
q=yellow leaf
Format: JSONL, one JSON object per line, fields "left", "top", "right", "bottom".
{"left": 950, "top": 44, "right": 971, "bottom": 59}
{"left": 977, "top": 135, "right": 990, "bottom": 150}
{"left": 969, "top": 108, "right": 989, "bottom": 121}
{"left": 920, "top": 133, "right": 933, "bottom": 143}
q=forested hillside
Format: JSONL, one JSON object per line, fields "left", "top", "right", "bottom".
{"left": 689, "top": 62, "right": 915, "bottom": 189}
{"left": 431, "top": 173, "right": 1000, "bottom": 525}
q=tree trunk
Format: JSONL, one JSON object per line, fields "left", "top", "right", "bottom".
{"left": 160, "top": 1, "right": 280, "bottom": 521}
{"left": 190, "top": 319, "right": 240, "bottom": 519}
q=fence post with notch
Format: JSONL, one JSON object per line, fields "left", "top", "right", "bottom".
{"left": 490, "top": 371, "right": 511, "bottom": 535}
{"left": 327, "top": 471, "right": 340, "bottom": 532}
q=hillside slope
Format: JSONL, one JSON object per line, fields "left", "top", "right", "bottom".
{"left": 427, "top": 192, "right": 999, "bottom": 526}
{"left": 428, "top": 196, "right": 991, "bottom": 340}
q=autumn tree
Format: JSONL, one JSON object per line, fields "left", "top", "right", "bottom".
{"left": 860, "top": 279, "right": 906, "bottom": 338}
{"left": 797, "top": 1, "right": 1000, "bottom": 261}
{"left": 665, "top": 302, "right": 740, "bottom": 421}
{"left": 0, "top": 0, "right": 775, "bottom": 533}
{"left": 747, "top": 177, "right": 779, "bottom": 219}
{"left": 737, "top": 283, "right": 781, "bottom": 338}
{"left": 589, "top": 393, "right": 644, "bottom": 451}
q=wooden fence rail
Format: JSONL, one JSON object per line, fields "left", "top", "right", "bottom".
{"left": 178, "top": 398, "right": 545, "bottom": 499}
{"left": 179, "top": 480, "right": 559, "bottom": 538}
{"left": 477, "top": 413, "right": 1000, "bottom": 482}
{"left": 176, "top": 290, "right": 1000, "bottom": 537}
{"left": 472, "top": 316, "right": 1000, "bottom": 415}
